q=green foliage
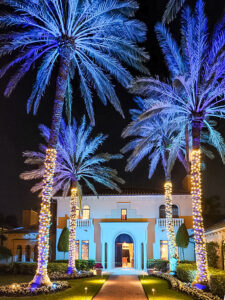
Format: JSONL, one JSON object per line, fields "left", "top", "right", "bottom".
{"left": 176, "top": 223, "right": 189, "bottom": 260}
{"left": 206, "top": 242, "right": 219, "bottom": 268}
{"left": 176, "top": 263, "right": 197, "bottom": 282}
{"left": 57, "top": 227, "right": 69, "bottom": 253}
{"left": 0, "top": 246, "right": 12, "bottom": 260}
{"left": 1, "top": 260, "right": 96, "bottom": 275}
{"left": 147, "top": 259, "right": 169, "bottom": 272}
{"left": 210, "top": 274, "right": 225, "bottom": 298}
{"left": 176, "top": 224, "right": 189, "bottom": 248}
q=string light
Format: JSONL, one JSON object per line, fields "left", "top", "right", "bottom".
{"left": 67, "top": 187, "right": 78, "bottom": 274}
{"left": 191, "top": 149, "right": 209, "bottom": 285}
{"left": 164, "top": 181, "right": 179, "bottom": 262}
{"left": 30, "top": 148, "right": 57, "bottom": 288}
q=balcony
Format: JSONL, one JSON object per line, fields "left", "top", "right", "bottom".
{"left": 76, "top": 219, "right": 92, "bottom": 227}
{"left": 156, "top": 218, "right": 184, "bottom": 228}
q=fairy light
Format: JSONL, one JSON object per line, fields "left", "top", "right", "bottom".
{"left": 30, "top": 148, "right": 57, "bottom": 288}
{"left": 191, "top": 149, "right": 209, "bottom": 285}
{"left": 67, "top": 187, "right": 78, "bottom": 274}
{"left": 164, "top": 181, "right": 178, "bottom": 261}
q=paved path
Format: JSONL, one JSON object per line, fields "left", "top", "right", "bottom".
{"left": 94, "top": 275, "right": 147, "bottom": 300}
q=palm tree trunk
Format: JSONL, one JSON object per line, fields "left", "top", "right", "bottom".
{"left": 67, "top": 182, "right": 78, "bottom": 274}
{"left": 30, "top": 51, "right": 71, "bottom": 288}
{"left": 191, "top": 118, "right": 209, "bottom": 285}
{"left": 164, "top": 180, "right": 179, "bottom": 272}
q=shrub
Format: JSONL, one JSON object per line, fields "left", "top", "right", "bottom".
{"left": 0, "top": 246, "right": 12, "bottom": 260}
{"left": 13, "top": 263, "right": 37, "bottom": 275}
{"left": 147, "top": 259, "right": 169, "bottom": 272}
{"left": 0, "top": 263, "right": 13, "bottom": 273}
{"left": 210, "top": 274, "right": 225, "bottom": 298}
{"left": 179, "top": 260, "right": 195, "bottom": 264}
{"left": 176, "top": 263, "right": 197, "bottom": 282}
{"left": 206, "top": 242, "right": 219, "bottom": 268}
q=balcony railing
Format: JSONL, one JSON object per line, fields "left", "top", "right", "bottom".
{"left": 156, "top": 218, "right": 184, "bottom": 228}
{"left": 76, "top": 219, "right": 92, "bottom": 227}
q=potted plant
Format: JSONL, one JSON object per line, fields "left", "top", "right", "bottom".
{"left": 94, "top": 263, "right": 103, "bottom": 276}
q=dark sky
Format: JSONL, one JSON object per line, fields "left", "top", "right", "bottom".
{"left": 0, "top": 0, "right": 225, "bottom": 221}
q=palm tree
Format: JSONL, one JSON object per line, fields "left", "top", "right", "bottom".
{"left": 0, "top": 0, "right": 148, "bottom": 286}
{"left": 131, "top": 0, "right": 225, "bottom": 284}
{"left": 162, "top": 0, "right": 186, "bottom": 24}
{"left": 21, "top": 116, "right": 124, "bottom": 274}
{"left": 122, "top": 100, "right": 189, "bottom": 271}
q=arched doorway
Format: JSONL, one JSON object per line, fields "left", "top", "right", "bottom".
{"left": 115, "top": 234, "right": 134, "bottom": 268}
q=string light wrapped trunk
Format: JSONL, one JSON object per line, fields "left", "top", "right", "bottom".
{"left": 164, "top": 180, "right": 178, "bottom": 273}
{"left": 191, "top": 119, "right": 209, "bottom": 286}
{"left": 30, "top": 51, "right": 71, "bottom": 288}
{"left": 67, "top": 185, "right": 78, "bottom": 274}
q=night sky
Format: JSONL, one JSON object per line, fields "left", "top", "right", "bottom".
{"left": 0, "top": 0, "right": 225, "bottom": 222}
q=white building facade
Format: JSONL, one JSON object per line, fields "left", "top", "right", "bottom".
{"left": 55, "top": 193, "right": 195, "bottom": 270}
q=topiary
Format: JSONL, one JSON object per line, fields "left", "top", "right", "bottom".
{"left": 176, "top": 223, "right": 189, "bottom": 260}
{"left": 57, "top": 227, "right": 69, "bottom": 259}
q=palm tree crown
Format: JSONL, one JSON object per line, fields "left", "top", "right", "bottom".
{"left": 21, "top": 116, "right": 124, "bottom": 197}
{"left": 132, "top": 0, "right": 225, "bottom": 149}
{"left": 0, "top": 0, "right": 149, "bottom": 124}
{"left": 122, "top": 98, "right": 188, "bottom": 180}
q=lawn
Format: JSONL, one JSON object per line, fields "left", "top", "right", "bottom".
{"left": 0, "top": 275, "right": 107, "bottom": 300}
{"left": 140, "top": 276, "right": 194, "bottom": 300}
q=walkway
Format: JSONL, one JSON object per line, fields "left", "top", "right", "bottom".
{"left": 94, "top": 275, "right": 147, "bottom": 300}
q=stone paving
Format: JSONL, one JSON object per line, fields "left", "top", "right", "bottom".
{"left": 94, "top": 275, "right": 147, "bottom": 300}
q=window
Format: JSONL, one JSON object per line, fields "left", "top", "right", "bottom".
{"left": 160, "top": 240, "right": 168, "bottom": 260}
{"left": 25, "top": 245, "right": 31, "bottom": 262}
{"left": 172, "top": 205, "right": 179, "bottom": 218}
{"left": 75, "top": 240, "right": 79, "bottom": 260}
{"left": 121, "top": 209, "right": 127, "bottom": 220}
{"left": 82, "top": 240, "right": 89, "bottom": 260}
{"left": 76, "top": 206, "right": 80, "bottom": 219}
{"left": 159, "top": 205, "right": 166, "bottom": 218}
{"left": 16, "top": 245, "right": 22, "bottom": 262}
{"left": 83, "top": 205, "right": 90, "bottom": 219}
{"left": 33, "top": 245, "right": 38, "bottom": 262}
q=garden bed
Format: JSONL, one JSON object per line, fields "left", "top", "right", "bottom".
{"left": 152, "top": 272, "right": 222, "bottom": 300}
{"left": 0, "top": 281, "right": 69, "bottom": 297}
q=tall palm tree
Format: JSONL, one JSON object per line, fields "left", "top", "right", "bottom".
{"left": 122, "top": 101, "right": 189, "bottom": 271}
{"left": 131, "top": 0, "right": 225, "bottom": 284}
{"left": 0, "top": 0, "right": 148, "bottom": 286}
{"left": 21, "top": 116, "right": 124, "bottom": 274}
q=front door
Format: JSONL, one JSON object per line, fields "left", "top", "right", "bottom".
{"left": 115, "top": 234, "right": 134, "bottom": 268}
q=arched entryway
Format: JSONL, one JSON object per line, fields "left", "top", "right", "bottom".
{"left": 115, "top": 234, "right": 134, "bottom": 268}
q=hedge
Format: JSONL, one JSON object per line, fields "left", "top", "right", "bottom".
{"left": 147, "top": 259, "right": 169, "bottom": 272}
{"left": 0, "top": 260, "right": 96, "bottom": 275}
{"left": 177, "top": 263, "right": 225, "bottom": 298}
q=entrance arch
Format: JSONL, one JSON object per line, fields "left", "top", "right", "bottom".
{"left": 115, "top": 233, "right": 134, "bottom": 268}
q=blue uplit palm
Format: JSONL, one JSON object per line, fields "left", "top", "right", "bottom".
{"left": 21, "top": 116, "right": 124, "bottom": 273}
{"left": 122, "top": 98, "right": 188, "bottom": 264}
{"left": 21, "top": 116, "right": 124, "bottom": 197}
{"left": 131, "top": 0, "right": 225, "bottom": 284}
{"left": 0, "top": 0, "right": 148, "bottom": 285}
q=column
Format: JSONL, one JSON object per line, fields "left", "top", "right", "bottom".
{"left": 101, "top": 242, "right": 105, "bottom": 268}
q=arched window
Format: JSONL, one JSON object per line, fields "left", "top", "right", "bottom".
{"left": 83, "top": 205, "right": 90, "bottom": 219}
{"left": 25, "top": 245, "right": 31, "bottom": 262}
{"left": 159, "top": 205, "right": 166, "bottom": 218}
{"left": 172, "top": 205, "right": 179, "bottom": 218}
{"left": 33, "top": 245, "right": 38, "bottom": 262}
{"left": 16, "top": 245, "right": 22, "bottom": 262}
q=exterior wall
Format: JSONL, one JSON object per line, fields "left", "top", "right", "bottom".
{"left": 4, "top": 232, "right": 38, "bottom": 263}
{"left": 205, "top": 228, "right": 225, "bottom": 269}
{"left": 55, "top": 193, "right": 194, "bottom": 267}
{"left": 22, "top": 210, "right": 39, "bottom": 228}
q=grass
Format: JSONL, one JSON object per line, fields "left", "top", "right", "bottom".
{"left": 140, "top": 276, "right": 194, "bottom": 300}
{"left": 0, "top": 274, "right": 108, "bottom": 300}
